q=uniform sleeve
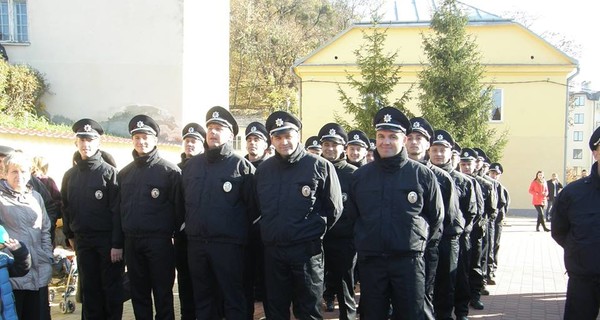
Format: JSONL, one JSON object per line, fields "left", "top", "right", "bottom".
{"left": 462, "top": 179, "right": 478, "bottom": 230}
{"left": 61, "top": 171, "right": 74, "bottom": 240}
{"left": 108, "top": 168, "right": 123, "bottom": 249}
{"left": 321, "top": 161, "right": 343, "bottom": 230}
{"left": 551, "top": 190, "right": 570, "bottom": 247}
{"left": 473, "top": 180, "right": 484, "bottom": 224}
{"left": 242, "top": 162, "right": 259, "bottom": 223}
{"left": 424, "top": 171, "right": 444, "bottom": 244}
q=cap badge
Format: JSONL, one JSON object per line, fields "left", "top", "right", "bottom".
{"left": 494, "top": 166, "right": 499, "bottom": 171}
{"left": 151, "top": 188, "right": 160, "bottom": 199}
{"left": 251, "top": 126, "right": 257, "bottom": 132}
{"left": 370, "top": 142, "right": 375, "bottom": 148}
{"left": 463, "top": 152, "right": 468, "bottom": 157}
{"left": 342, "top": 192, "right": 348, "bottom": 202}
{"left": 84, "top": 124, "right": 92, "bottom": 132}
{"left": 437, "top": 134, "right": 444, "bottom": 140}
{"left": 329, "top": 128, "right": 336, "bottom": 136}
{"left": 301, "top": 185, "right": 311, "bottom": 197}
{"left": 312, "top": 140, "right": 318, "bottom": 146}
{"left": 383, "top": 114, "right": 392, "bottom": 123}
{"left": 353, "top": 134, "right": 359, "bottom": 140}
{"left": 212, "top": 111, "right": 219, "bottom": 118}
{"left": 188, "top": 127, "right": 195, "bottom": 133}
{"left": 407, "top": 191, "right": 418, "bottom": 204}
{"left": 223, "top": 181, "right": 232, "bottom": 193}
{"left": 275, "top": 118, "right": 284, "bottom": 127}
{"left": 413, "top": 122, "right": 421, "bottom": 128}
{"left": 95, "top": 190, "right": 103, "bottom": 200}
{"left": 137, "top": 121, "right": 144, "bottom": 128}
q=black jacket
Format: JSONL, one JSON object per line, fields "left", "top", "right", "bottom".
{"left": 118, "top": 147, "right": 182, "bottom": 237}
{"left": 182, "top": 143, "right": 256, "bottom": 244}
{"left": 496, "top": 181, "right": 510, "bottom": 222}
{"left": 546, "top": 179, "right": 563, "bottom": 201}
{"left": 425, "top": 161, "right": 463, "bottom": 237}
{"left": 61, "top": 151, "right": 122, "bottom": 247}
{"left": 551, "top": 162, "right": 600, "bottom": 276}
{"left": 347, "top": 148, "right": 444, "bottom": 256}
{"left": 435, "top": 161, "right": 476, "bottom": 234}
{"left": 474, "top": 175, "right": 497, "bottom": 220}
{"left": 325, "top": 157, "right": 357, "bottom": 240}
{"left": 255, "top": 145, "right": 343, "bottom": 245}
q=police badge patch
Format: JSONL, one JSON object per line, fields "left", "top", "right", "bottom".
{"left": 301, "top": 185, "right": 311, "bottom": 197}
{"left": 151, "top": 188, "right": 160, "bottom": 199}
{"left": 223, "top": 181, "right": 232, "bottom": 193}
{"left": 95, "top": 190, "right": 103, "bottom": 200}
{"left": 342, "top": 192, "right": 348, "bottom": 202}
{"left": 407, "top": 191, "right": 418, "bottom": 204}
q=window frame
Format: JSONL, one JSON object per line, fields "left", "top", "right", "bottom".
{"left": 573, "top": 113, "right": 584, "bottom": 125}
{"left": 573, "top": 148, "right": 583, "bottom": 159}
{"left": 0, "top": 0, "right": 28, "bottom": 43}
{"left": 573, "top": 131, "right": 583, "bottom": 141}
{"left": 489, "top": 88, "right": 503, "bottom": 122}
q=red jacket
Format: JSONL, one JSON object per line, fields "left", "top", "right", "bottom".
{"left": 529, "top": 180, "right": 548, "bottom": 206}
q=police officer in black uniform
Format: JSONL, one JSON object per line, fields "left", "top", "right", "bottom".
{"left": 119, "top": 115, "right": 182, "bottom": 320}
{"left": 345, "top": 129, "right": 369, "bottom": 167}
{"left": 243, "top": 121, "right": 270, "bottom": 319}
{"left": 406, "top": 118, "right": 462, "bottom": 320}
{"left": 182, "top": 106, "right": 256, "bottom": 320}
{"left": 255, "top": 111, "right": 343, "bottom": 319}
{"left": 488, "top": 162, "right": 510, "bottom": 282}
{"left": 429, "top": 130, "right": 479, "bottom": 320}
{"left": 458, "top": 148, "right": 493, "bottom": 311}
{"left": 61, "top": 119, "right": 124, "bottom": 319}
{"left": 175, "top": 122, "right": 206, "bottom": 320}
{"left": 304, "top": 135, "right": 322, "bottom": 156}
{"left": 318, "top": 123, "right": 358, "bottom": 319}
{"left": 346, "top": 107, "right": 444, "bottom": 320}
{"left": 552, "top": 126, "right": 600, "bottom": 319}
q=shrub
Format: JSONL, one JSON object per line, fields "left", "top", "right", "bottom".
{"left": 0, "top": 60, "right": 50, "bottom": 119}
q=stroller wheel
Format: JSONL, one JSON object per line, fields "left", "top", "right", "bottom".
{"left": 48, "top": 289, "right": 55, "bottom": 302}
{"left": 60, "top": 300, "right": 76, "bottom": 314}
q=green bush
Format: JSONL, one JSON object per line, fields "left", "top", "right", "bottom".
{"left": 0, "top": 60, "right": 50, "bottom": 118}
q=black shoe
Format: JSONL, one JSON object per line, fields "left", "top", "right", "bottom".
{"left": 536, "top": 229, "right": 540, "bottom": 232}
{"left": 325, "top": 300, "right": 334, "bottom": 312}
{"left": 481, "top": 287, "right": 490, "bottom": 295}
{"left": 470, "top": 299, "right": 484, "bottom": 310}
{"left": 487, "top": 278, "right": 496, "bottom": 285}
{"left": 544, "top": 228, "right": 551, "bottom": 232}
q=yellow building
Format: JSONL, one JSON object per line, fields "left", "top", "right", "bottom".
{"left": 292, "top": 18, "right": 577, "bottom": 210}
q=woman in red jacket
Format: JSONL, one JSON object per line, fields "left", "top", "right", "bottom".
{"left": 529, "top": 171, "right": 550, "bottom": 232}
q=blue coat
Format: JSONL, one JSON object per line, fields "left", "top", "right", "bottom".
{"left": 0, "top": 243, "right": 31, "bottom": 320}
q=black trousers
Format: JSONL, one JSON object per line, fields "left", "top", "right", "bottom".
{"left": 14, "top": 286, "right": 51, "bottom": 320}
{"left": 434, "top": 234, "right": 460, "bottom": 320}
{"left": 358, "top": 253, "right": 425, "bottom": 320}
{"left": 469, "top": 219, "right": 487, "bottom": 301}
{"left": 492, "top": 218, "right": 503, "bottom": 274}
{"left": 174, "top": 234, "right": 195, "bottom": 320}
{"left": 454, "top": 232, "right": 472, "bottom": 318}
{"left": 188, "top": 240, "right": 246, "bottom": 320}
{"left": 264, "top": 240, "right": 324, "bottom": 320}
{"left": 124, "top": 236, "right": 175, "bottom": 320}
{"left": 76, "top": 233, "right": 124, "bottom": 320}
{"left": 564, "top": 275, "right": 600, "bottom": 319}
{"left": 244, "top": 224, "right": 267, "bottom": 320}
{"left": 323, "top": 237, "right": 357, "bottom": 320}
{"left": 535, "top": 205, "right": 549, "bottom": 231}
{"left": 423, "top": 242, "right": 439, "bottom": 320}
{"left": 482, "top": 217, "right": 495, "bottom": 281}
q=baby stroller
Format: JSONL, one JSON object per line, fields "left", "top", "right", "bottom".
{"left": 48, "top": 246, "right": 78, "bottom": 314}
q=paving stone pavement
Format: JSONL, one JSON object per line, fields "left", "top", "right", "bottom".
{"left": 51, "top": 216, "right": 594, "bottom": 319}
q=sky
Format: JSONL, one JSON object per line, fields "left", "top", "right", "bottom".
{"left": 378, "top": 0, "right": 599, "bottom": 91}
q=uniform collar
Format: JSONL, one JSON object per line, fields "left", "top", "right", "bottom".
{"left": 374, "top": 147, "right": 409, "bottom": 172}
{"left": 205, "top": 143, "right": 233, "bottom": 163}
{"left": 76, "top": 150, "right": 103, "bottom": 171}
{"left": 275, "top": 143, "right": 305, "bottom": 165}
{"left": 132, "top": 147, "right": 160, "bottom": 167}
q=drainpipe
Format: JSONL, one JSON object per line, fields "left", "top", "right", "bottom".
{"left": 564, "top": 66, "right": 580, "bottom": 182}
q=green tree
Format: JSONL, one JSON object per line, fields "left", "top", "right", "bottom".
{"left": 336, "top": 22, "right": 413, "bottom": 138}
{"left": 418, "top": 0, "right": 506, "bottom": 161}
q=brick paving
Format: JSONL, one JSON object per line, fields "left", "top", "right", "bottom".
{"left": 51, "top": 216, "right": 589, "bottom": 319}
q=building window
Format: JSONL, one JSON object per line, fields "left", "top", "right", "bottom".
{"left": 232, "top": 135, "right": 242, "bottom": 150}
{"left": 573, "top": 95, "right": 585, "bottom": 106}
{"left": 574, "top": 113, "right": 584, "bottom": 124}
{"left": 0, "top": 0, "right": 28, "bottom": 43}
{"left": 489, "top": 89, "right": 503, "bottom": 121}
{"left": 573, "top": 149, "right": 583, "bottom": 159}
{"left": 573, "top": 131, "right": 583, "bottom": 141}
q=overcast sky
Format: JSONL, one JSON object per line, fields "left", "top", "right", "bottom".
{"left": 378, "top": 0, "right": 598, "bottom": 91}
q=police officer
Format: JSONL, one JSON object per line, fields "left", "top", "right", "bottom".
{"left": 318, "top": 123, "right": 358, "bottom": 319}
{"left": 458, "top": 148, "right": 492, "bottom": 311}
{"left": 61, "top": 119, "right": 124, "bottom": 319}
{"left": 255, "top": 111, "right": 343, "bottom": 319}
{"left": 304, "top": 135, "right": 322, "bottom": 156}
{"left": 119, "top": 115, "right": 182, "bottom": 320}
{"left": 175, "top": 122, "right": 206, "bottom": 320}
{"left": 243, "top": 121, "right": 270, "bottom": 319}
{"left": 407, "top": 118, "right": 462, "bottom": 320}
{"left": 488, "top": 162, "right": 510, "bottom": 282}
{"left": 552, "top": 126, "right": 600, "bottom": 319}
{"left": 346, "top": 129, "right": 369, "bottom": 167}
{"left": 366, "top": 138, "right": 376, "bottom": 163}
{"left": 429, "top": 130, "right": 479, "bottom": 320}
{"left": 346, "top": 107, "right": 444, "bottom": 319}
{"left": 181, "top": 106, "right": 256, "bottom": 319}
